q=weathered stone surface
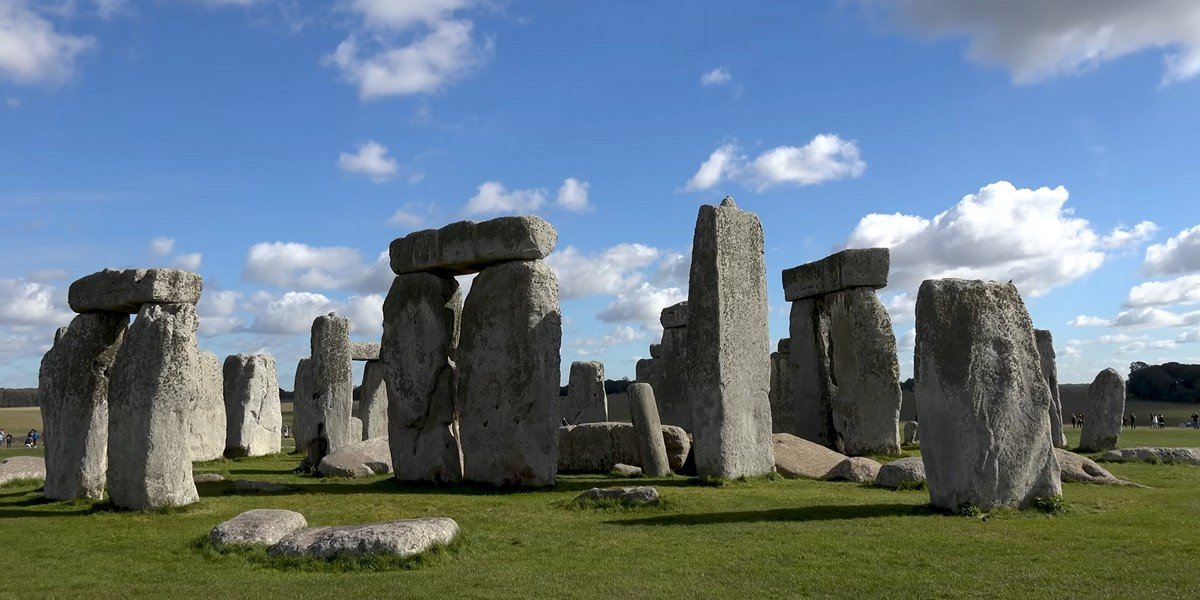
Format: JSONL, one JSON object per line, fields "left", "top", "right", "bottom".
{"left": 686, "top": 202, "right": 774, "bottom": 479}
{"left": 611, "top": 463, "right": 642, "bottom": 477}
{"left": 777, "top": 338, "right": 791, "bottom": 354}
{"left": 188, "top": 351, "right": 226, "bottom": 462}
{"left": 318, "top": 437, "right": 393, "bottom": 477}
{"left": 1054, "top": 449, "right": 1143, "bottom": 487}
{"left": 772, "top": 433, "right": 846, "bottom": 479}
{"left": 1079, "top": 368, "right": 1125, "bottom": 453}
{"left": 1097, "top": 447, "right": 1200, "bottom": 466}
{"left": 193, "top": 472, "right": 225, "bottom": 484}
{"left": 268, "top": 518, "right": 460, "bottom": 559}
{"left": 648, "top": 343, "right": 663, "bottom": 358}
{"left": 788, "top": 298, "right": 837, "bottom": 446}
{"left": 768, "top": 349, "right": 793, "bottom": 434}
{"left": 1035, "top": 330, "right": 1068, "bottom": 449}
{"left": 107, "top": 303, "right": 201, "bottom": 510}
{"left": 562, "top": 361, "right": 607, "bottom": 425}
{"left": 233, "top": 479, "right": 290, "bottom": 493}
{"left": 357, "top": 360, "right": 388, "bottom": 440}
{"left": 781, "top": 248, "right": 889, "bottom": 302}
{"left": 350, "top": 417, "right": 363, "bottom": 442}
{"left": 310, "top": 313, "right": 354, "bottom": 451}
{"left": 827, "top": 288, "right": 902, "bottom": 456}
{"left": 54, "top": 326, "right": 68, "bottom": 344}
{"left": 0, "top": 456, "right": 46, "bottom": 486}
{"left": 902, "top": 421, "right": 919, "bottom": 445}
{"left": 69, "top": 268, "right": 202, "bottom": 314}
{"left": 38, "top": 312, "right": 126, "bottom": 500}
{"left": 292, "top": 358, "right": 316, "bottom": 451}
{"left": 656, "top": 326, "right": 692, "bottom": 431}
{"left": 824, "top": 456, "right": 881, "bottom": 483}
{"left": 914, "top": 279, "right": 1061, "bottom": 510}
{"left": 382, "top": 272, "right": 463, "bottom": 484}
{"left": 660, "top": 301, "right": 688, "bottom": 329}
{"left": 558, "top": 423, "right": 690, "bottom": 472}
{"left": 627, "top": 383, "right": 670, "bottom": 477}
{"left": 210, "top": 509, "right": 308, "bottom": 547}
{"left": 223, "top": 354, "right": 282, "bottom": 458}
{"left": 574, "top": 486, "right": 659, "bottom": 506}
{"left": 390, "top": 215, "right": 557, "bottom": 276}
{"left": 876, "top": 456, "right": 926, "bottom": 489}
{"left": 349, "top": 342, "right": 380, "bottom": 361}
{"left": 458, "top": 259, "right": 561, "bottom": 487}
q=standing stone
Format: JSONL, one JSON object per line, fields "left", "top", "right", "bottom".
{"left": 686, "top": 201, "right": 775, "bottom": 479}
{"left": 826, "top": 288, "right": 902, "bottom": 456}
{"left": 310, "top": 313, "right": 354, "bottom": 451}
{"left": 627, "top": 383, "right": 670, "bottom": 477}
{"left": 457, "top": 260, "right": 561, "bottom": 487}
{"left": 292, "top": 358, "right": 315, "bottom": 451}
{"left": 902, "top": 421, "right": 919, "bottom": 445}
{"left": 188, "top": 351, "right": 227, "bottom": 462}
{"left": 39, "top": 312, "right": 127, "bottom": 501}
{"left": 357, "top": 360, "right": 388, "bottom": 440}
{"left": 657, "top": 311, "right": 692, "bottom": 431}
{"left": 562, "top": 361, "right": 607, "bottom": 424}
{"left": 1080, "top": 368, "right": 1126, "bottom": 453}
{"left": 914, "top": 279, "right": 1061, "bottom": 511}
{"left": 223, "top": 354, "right": 282, "bottom": 458}
{"left": 789, "top": 298, "right": 837, "bottom": 446}
{"left": 1035, "top": 329, "right": 1068, "bottom": 449}
{"left": 768, "top": 339, "right": 793, "bottom": 434}
{"left": 382, "top": 272, "right": 464, "bottom": 483}
{"left": 107, "top": 303, "right": 201, "bottom": 510}
{"left": 349, "top": 417, "right": 363, "bottom": 442}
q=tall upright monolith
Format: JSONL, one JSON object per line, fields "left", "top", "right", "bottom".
{"left": 1034, "top": 329, "right": 1067, "bottom": 449}
{"left": 1080, "top": 368, "right": 1125, "bottom": 453}
{"left": 310, "top": 313, "right": 353, "bottom": 451}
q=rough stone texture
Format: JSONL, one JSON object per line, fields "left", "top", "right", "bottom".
{"left": 782, "top": 248, "right": 889, "bottom": 302}
{"left": 188, "top": 351, "right": 226, "bottom": 462}
{"left": 562, "top": 361, "right": 607, "bottom": 425}
{"left": 69, "top": 268, "right": 202, "bottom": 314}
{"left": 268, "top": 518, "right": 460, "bottom": 559}
{"left": 574, "top": 486, "right": 659, "bottom": 506}
{"left": 210, "top": 509, "right": 308, "bottom": 547}
{"left": 1054, "top": 449, "right": 1143, "bottom": 487}
{"left": 310, "top": 313, "right": 354, "bottom": 451}
{"left": 193, "top": 473, "right": 225, "bottom": 484}
{"left": 656, "top": 326, "right": 692, "bottom": 431}
{"left": 611, "top": 463, "right": 642, "bottom": 477}
{"left": 1035, "top": 330, "right": 1068, "bottom": 449}
{"left": 107, "top": 303, "right": 201, "bottom": 510}
{"left": 768, "top": 348, "right": 793, "bottom": 434}
{"left": 223, "top": 354, "right": 282, "bottom": 458}
{"left": 350, "top": 417, "right": 363, "bottom": 442}
{"left": 457, "top": 259, "right": 561, "bottom": 487}
{"left": 0, "top": 456, "right": 46, "bottom": 486}
{"left": 233, "top": 479, "right": 290, "bottom": 493}
{"left": 627, "top": 383, "right": 670, "bottom": 477}
{"left": 771, "top": 433, "right": 847, "bottom": 479}
{"left": 54, "top": 326, "right": 68, "bottom": 344}
{"left": 914, "top": 279, "right": 1061, "bottom": 510}
{"left": 558, "top": 423, "right": 691, "bottom": 473}
{"left": 292, "top": 358, "right": 315, "bottom": 451}
{"left": 1097, "top": 447, "right": 1200, "bottom": 466}
{"left": 824, "top": 456, "right": 882, "bottom": 483}
{"left": 686, "top": 202, "right": 774, "bottom": 479}
{"left": 648, "top": 343, "right": 663, "bottom": 358}
{"left": 349, "top": 342, "right": 380, "bottom": 361}
{"left": 381, "top": 272, "right": 463, "bottom": 483}
{"left": 357, "top": 361, "right": 388, "bottom": 440}
{"left": 1079, "top": 368, "right": 1126, "bottom": 453}
{"left": 318, "top": 436, "right": 393, "bottom": 478}
{"left": 389, "top": 216, "right": 558, "bottom": 276}
{"left": 788, "top": 298, "right": 837, "bottom": 446}
{"left": 827, "top": 288, "right": 902, "bottom": 456}
{"left": 38, "top": 312, "right": 126, "bottom": 500}
{"left": 902, "top": 421, "right": 919, "bottom": 445}
{"left": 660, "top": 301, "right": 689, "bottom": 329}
{"left": 876, "top": 456, "right": 927, "bottom": 489}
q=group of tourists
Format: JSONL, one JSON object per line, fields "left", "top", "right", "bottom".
{"left": 0, "top": 428, "right": 36, "bottom": 448}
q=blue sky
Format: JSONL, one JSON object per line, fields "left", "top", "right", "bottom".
{"left": 2, "top": 0, "right": 1199, "bottom": 388}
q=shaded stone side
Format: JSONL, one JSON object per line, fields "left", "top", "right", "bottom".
{"left": 188, "top": 351, "right": 227, "bottom": 462}
{"left": 223, "top": 354, "right": 282, "bottom": 458}
{"left": 788, "top": 298, "right": 837, "bottom": 446}
{"left": 389, "top": 215, "right": 558, "bottom": 276}
{"left": 292, "top": 358, "right": 315, "bottom": 451}
{"left": 310, "top": 313, "right": 354, "bottom": 451}
{"left": 1035, "top": 329, "right": 1068, "bottom": 449}
{"left": 826, "top": 288, "right": 902, "bottom": 456}
{"left": 69, "top": 268, "right": 202, "bottom": 314}
{"left": 656, "top": 325, "right": 692, "bottom": 431}
{"left": 782, "top": 248, "right": 889, "bottom": 302}
{"left": 358, "top": 360, "right": 388, "bottom": 440}
{"left": 562, "top": 361, "right": 607, "bottom": 424}
{"left": 1080, "top": 368, "right": 1126, "bottom": 453}
{"left": 768, "top": 340, "right": 793, "bottom": 434}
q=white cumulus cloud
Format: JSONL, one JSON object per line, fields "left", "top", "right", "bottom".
{"left": 1143, "top": 224, "right": 1200, "bottom": 276}
{"left": 0, "top": 0, "right": 95, "bottom": 86}
{"left": 700, "top": 67, "right": 732, "bottom": 86}
{"left": 149, "top": 236, "right": 175, "bottom": 257}
{"left": 547, "top": 244, "right": 660, "bottom": 299}
{"left": 197, "top": 290, "right": 244, "bottom": 337}
{"left": 338, "top": 140, "right": 399, "bottom": 183}
{"left": 596, "top": 282, "right": 687, "bottom": 332}
{"left": 247, "top": 291, "right": 338, "bottom": 335}
{"left": 0, "top": 278, "right": 71, "bottom": 328}
{"left": 556, "top": 178, "right": 592, "bottom": 213}
{"left": 243, "top": 242, "right": 391, "bottom": 293}
{"left": 463, "top": 181, "right": 546, "bottom": 216}
{"left": 685, "top": 134, "right": 866, "bottom": 192}
{"left": 1125, "top": 274, "right": 1200, "bottom": 308}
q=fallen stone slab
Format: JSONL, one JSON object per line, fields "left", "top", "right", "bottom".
{"left": 772, "top": 433, "right": 846, "bottom": 479}
{"left": 233, "top": 479, "right": 290, "bottom": 493}
{"left": 349, "top": 342, "right": 380, "bottom": 361}
{"left": 824, "top": 456, "right": 882, "bottom": 483}
{"left": 268, "top": 517, "right": 460, "bottom": 559}
{"left": 1054, "top": 449, "right": 1144, "bottom": 487}
{"left": 68, "top": 268, "right": 202, "bottom": 314}
{"left": 557, "top": 423, "right": 691, "bottom": 473}
{"left": 0, "top": 456, "right": 46, "bottom": 486}
{"left": 318, "top": 437, "right": 393, "bottom": 478}
{"left": 611, "top": 464, "right": 642, "bottom": 477}
{"left": 193, "top": 473, "right": 226, "bottom": 484}
{"left": 389, "top": 215, "right": 558, "bottom": 276}
{"left": 210, "top": 509, "right": 308, "bottom": 547}
{"left": 782, "top": 248, "right": 889, "bottom": 302}
{"left": 574, "top": 486, "right": 659, "bottom": 506}
{"left": 1097, "top": 447, "right": 1200, "bottom": 466}
{"left": 876, "top": 456, "right": 926, "bottom": 490}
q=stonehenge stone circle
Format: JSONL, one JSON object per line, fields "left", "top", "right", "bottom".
{"left": 381, "top": 272, "right": 464, "bottom": 483}
{"left": 1035, "top": 329, "right": 1068, "bottom": 449}
{"left": 188, "top": 350, "right": 227, "bottom": 462}
{"left": 788, "top": 298, "right": 837, "bottom": 447}
{"left": 107, "top": 302, "right": 201, "bottom": 510}
{"left": 350, "top": 342, "right": 380, "bottom": 361}
{"left": 914, "top": 279, "right": 1061, "bottom": 511}
{"left": 357, "top": 360, "right": 388, "bottom": 440}
{"left": 768, "top": 338, "right": 793, "bottom": 434}
{"left": 292, "top": 358, "right": 315, "bottom": 451}
{"left": 268, "top": 517, "right": 460, "bottom": 559}
{"left": 68, "top": 268, "right": 202, "bottom": 314}
{"left": 1080, "top": 368, "right": 1126, "bottom": 453}
{"left": 686, "top": 200, "right": 774, "bottom": 479}
{"left": 562, "top": 361, "right": 607, "bottom": 425}
{"left": 389, "top": 216, "right": 557, "bottom": 276}
{"left": 310, "top": 313, "right": 354, "bottom": 451}
{"left": 38, "top": 312, "right": 126, "bottom": 500}
{"left": 826, "top": 288, "right": 902, "bottom": 455}
{"left": 223, "top": 354, "right": 282, "bottom": 458}
{"left": 627, "top": 383, "right": 671, "bottom": 477}
{"left": 781, "top": 248, "right": 889, "bottom": 302}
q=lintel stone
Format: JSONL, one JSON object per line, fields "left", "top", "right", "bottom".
{"left": 389, "top": 215, "right": 557, "bottom": 276}
{"left": 782, "top": 248, "right": 889, "bottom": 302}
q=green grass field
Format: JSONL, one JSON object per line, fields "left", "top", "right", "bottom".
{"left": 2, "top": 425, "right": 1199, "bottom": 598}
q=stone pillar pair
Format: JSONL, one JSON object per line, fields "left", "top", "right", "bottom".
{"left": 782, "top": 248, "right": 901, "bottom": 456}
{"left": 385, "top": 216, "right": 562, "bottom": 487}
{"left": 561, "top": 361, "right": 607, "bottom": 425}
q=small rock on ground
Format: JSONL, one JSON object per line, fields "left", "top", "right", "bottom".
{"left": 611, "top": 463, "right": 642, "bottom": 477}
{"left": 1096, "top": 447, "right": 1200, "bottom": 466}
{"left": 210, "top": 509, "right": 308, "bottom": 547}
{"left": 876, "top": 456, "right": 926, "bottom": 489}
{"left": 193, "top": 473, "right": 226, "bottom": 484}
{"left": 1055, "top": 448, "right": 1145, "bottom": 487}
{"left": 232, "top": 479, "right": 290, "bottom": 493}
{"left": 823, "top": 456, "right": 882, "bottom": 483}
{"left": 573, "top": 486, "right": 659, "bottom": 506}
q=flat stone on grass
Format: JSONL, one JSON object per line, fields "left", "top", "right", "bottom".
{"left": 824, "top": 457, "right": 882, "bottom": 483}
{"left": 267, "top": 517, "right": 460, "bottom": 559}
{"left": 1097, "top": 447, "right": 1200, "bottom": 466}
{"left": 0, "top": 456, "right": 46, "bottom": 486}
{"left": 318, "top": 437, "right": 393, "bottom": 478}
{"left": 876, "top": 456, "right": 926, "bottom": 490}
{"left": 611, "top": 464, "right": 643, "bottom": 477}
{"left": 573, "top": 486, "right": 660, "bottom": 506}
{"left": 232, "top": 479, "right": 290, "bottom": 493}
{"left": 210, "top": 509, "right": 308, "bottom": 547}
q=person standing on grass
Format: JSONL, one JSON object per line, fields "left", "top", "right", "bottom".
{"left": 1192, "top": 413, "right": 1198, "bottom": 429}
{"left": 1130, "top": 413, "right": 1136, "bottom": 429}
{"left": 1071, "top": 413, "right": 1077, "bottom": 429}
{"left": 1123, "top": 415, "right": 1129, "bottom": 428}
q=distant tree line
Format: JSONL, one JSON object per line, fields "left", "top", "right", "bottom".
{"left": 1128, "top": 361, "right": 1200, "bottom": 403}
{"left": 0, "top": 388, "right": 39, "bottom": 408}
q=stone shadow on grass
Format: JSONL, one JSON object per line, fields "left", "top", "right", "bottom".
{"left": 608, "top": 503, "right": 931, "bottom": 526}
